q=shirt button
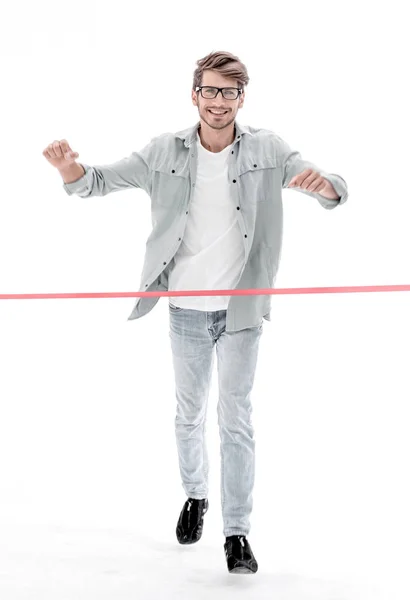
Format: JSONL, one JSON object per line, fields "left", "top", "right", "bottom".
{"left": 233, "top": 179, "right": 236, "bottom": 183}
{"left": 253, "top": 164, "right": 257, "bottom": 167}
{"left": 193, "top": 183, "right": 195, "bottom": 187}
{"left": 171, "top": 169, "right": 175, "bottom": 173}
{"left": 237, "top": 206, "right": 240, "bottom": 210}
{"left": 163, "top": 262, "right": 166, "bottom": 265}
{"left": 178, "top": 237, "right": 181, "bottom": 241}
{"left": 244, "top": 234, "right": 247, "bottom": 238}
{"left": 145, "top": 284, "right": 148, "bottom": 287}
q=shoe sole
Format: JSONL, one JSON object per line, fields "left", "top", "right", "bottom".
{"left": 229, "top": 566, "right": 257, "bottom": 574}
{"left": 227, "top": 558, "right": 258, "bottom": 574}
{"left": 177, "top": 537, "right": 200, "bottom": 545}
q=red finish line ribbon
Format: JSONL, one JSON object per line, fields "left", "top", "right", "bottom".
{"left": 1, "top": 284, "right": 410, "bottom": 300}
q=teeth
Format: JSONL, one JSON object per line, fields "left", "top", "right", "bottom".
{"left": 209, "top": 110, "right": 226, "bottom": 114}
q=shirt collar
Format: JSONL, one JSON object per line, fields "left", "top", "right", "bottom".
{"left": 175, "top": 120, "right": 253, "bottom": 148}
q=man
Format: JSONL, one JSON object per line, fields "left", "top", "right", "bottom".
{"left": 45, "top": 51, "right": 348, "bottom": 575}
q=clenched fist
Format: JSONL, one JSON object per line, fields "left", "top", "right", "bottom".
{"left": 43, "top": 139, "right": 79, "bottom": 171}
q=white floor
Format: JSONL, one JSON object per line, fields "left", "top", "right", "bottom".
{"left": 0, "top": 520, "right": 399, "bottom": 600}
{"left": 1, "top": 296, "right": 409, "bottom": 599}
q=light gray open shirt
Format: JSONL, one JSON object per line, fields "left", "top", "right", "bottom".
{"left": 63, "top": 120, "right": 348, "bottom": 331}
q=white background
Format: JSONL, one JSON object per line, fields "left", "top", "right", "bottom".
{"left": 1, "top": 0, "right": 409, "bottom": 598}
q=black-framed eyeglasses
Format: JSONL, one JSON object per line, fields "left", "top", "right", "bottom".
{"left": 195, "top": 86, "right": 243, "bottom": 100}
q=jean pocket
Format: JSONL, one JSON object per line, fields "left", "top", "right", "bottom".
{"left": 169, "top": 303, "right": 183, "bottom": 312}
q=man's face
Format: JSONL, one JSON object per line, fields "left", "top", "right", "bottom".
{"left": 191, "top": 69, "right": 245, "bottom": 131}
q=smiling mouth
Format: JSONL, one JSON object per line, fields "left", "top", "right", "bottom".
{"left": 208, "top": 109, "right": 228, "bottom": 116}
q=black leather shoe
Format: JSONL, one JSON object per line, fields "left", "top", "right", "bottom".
{"left": 176, "top": 498, "right": 209, "bottom": 544}
{"left": 224, "top": 535, "right": 258, "bottom": 574}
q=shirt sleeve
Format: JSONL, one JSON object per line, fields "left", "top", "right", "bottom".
{"left": 278, "top": 136, "right": 348, "bottom": 210}
{"left": 62, "top": 141, "right": 155, "bottom": 198}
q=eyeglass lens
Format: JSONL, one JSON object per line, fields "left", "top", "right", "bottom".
{"left": 201, "top": 87, "right": 239, "bottom": 99}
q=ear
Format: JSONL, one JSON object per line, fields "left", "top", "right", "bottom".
{"left": 192, "top": 89, "right": 198, "bottom": 106}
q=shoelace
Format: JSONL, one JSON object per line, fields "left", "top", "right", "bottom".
{"left": 187, "top": 500, "right": 192, "bottom": 529}
{"left": 186, "top": 500, "right": 207, "bottom": 530}
{"left": 226, "top": 536, "right": 247, "bottom": 560}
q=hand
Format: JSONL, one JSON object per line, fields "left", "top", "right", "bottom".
{"left": 43, "top": 139, "right": 79, "bottom": 171}
{"left": 288, "top": 169, "right": 339, "bottom": 199}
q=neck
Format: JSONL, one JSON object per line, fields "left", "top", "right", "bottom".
{"left": 198, "top": 122, "right": 236, "bottom": 153}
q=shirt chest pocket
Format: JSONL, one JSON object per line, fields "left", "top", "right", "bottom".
{"left": 150, "top": 161, "right": 190, "bottom": 207}
{"left": 237, "top": 157, "right": 281, "bottom": 202}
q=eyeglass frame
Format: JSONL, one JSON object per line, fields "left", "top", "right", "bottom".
{"left": 195, "top": 86, "right": 243, "bottom": 100}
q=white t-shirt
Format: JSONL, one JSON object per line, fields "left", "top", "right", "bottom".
{"left": 168, "top": 131, "right": 245, "bottom": 311}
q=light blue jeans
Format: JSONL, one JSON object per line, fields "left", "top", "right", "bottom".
{"left": 168, "top": 304, "right": 263, "bottom": 537}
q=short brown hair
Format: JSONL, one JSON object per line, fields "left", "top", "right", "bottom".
{"left": 192, "top": 50, "right": 250, "bottom": 91}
